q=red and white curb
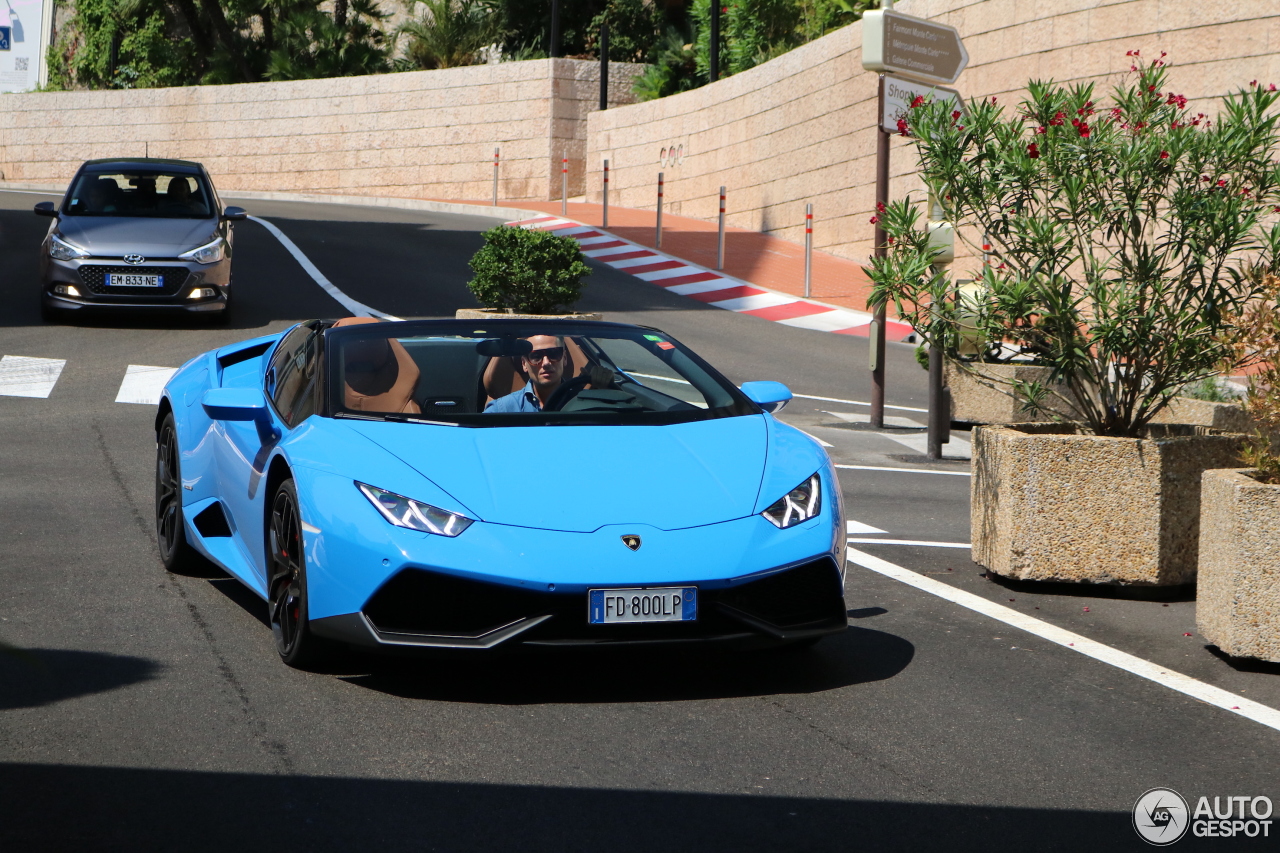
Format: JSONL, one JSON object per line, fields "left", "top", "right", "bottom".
{"left": 510, "top": 216, "right": 916, "bottom": 341}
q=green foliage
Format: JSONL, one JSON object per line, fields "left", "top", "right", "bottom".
{"left": 584, "top": 0, "right": 660, "bottom": 64}
{"left": 265, "top": 0, "right": 390, "bottom": 80}
{"left": 1180, "top": 377, "right": 1239, "bottom": 403}
{"left": 397, "top": 0, "right": 498, "bottom": 70}
{"left": 468, "top": 225, "right": 592, "bottom": 314}
{"left": 632, "top": 25, "right": 699, "bottom": 101}
{"left": 867, "top": 59, "right": 1280, "bottom": 438}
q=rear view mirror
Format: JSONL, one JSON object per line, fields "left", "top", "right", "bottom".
{"left": 476, "top": 337, "right": 533, "bottom": 358}
{"left": 33, "top": 201, "right": 57, "bottom": 217}
{"left": 222, "top": 206, "right": 247, "bottom": 221}
{"left": 740, "top": 381, "right": 793, "bottom": 414}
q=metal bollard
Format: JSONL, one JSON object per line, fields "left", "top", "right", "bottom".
{"left": 562, "top": 150, "right": 568, "bottom": 216}
{"left": 656, "top": 172, "right": 664, "bottom": 249}
{"left": 716, "top": 187, "right": 726, "bottom": 270}
{"left": 492, "top": 147, "right": 499, "bottom": 206}
{"left": 804, "top": 203, "right": 813, "bottom": 298}
{"left": 602, "top": 159, "right": 609, "bottom": 228}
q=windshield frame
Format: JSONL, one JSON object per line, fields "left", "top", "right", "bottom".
{"left": 320, "top": 319, "right": 762, "bottom": 427}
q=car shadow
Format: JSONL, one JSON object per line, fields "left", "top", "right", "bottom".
{"left": 0, "top": 647, "right": 163, "bottom": 710}
{"left": 334, "top": 624, "right": 914, "bottom": 704}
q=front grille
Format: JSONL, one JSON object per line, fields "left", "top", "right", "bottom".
{"left": 364, "top": 570, "right": 550, "bottom": 637}
{"left": 79, "top": 265, "right": 190, "bottom": 297}
{"left": 718, "top": 558, "right": 845, "bottom": 628}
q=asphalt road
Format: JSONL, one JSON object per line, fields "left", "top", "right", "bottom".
{"left": 1, "top": 190, "right": 1277, "bottom": 852}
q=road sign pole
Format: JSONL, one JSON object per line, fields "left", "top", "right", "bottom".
{"left": 599, "top": 21, "right": 609, "bottom": 110}
{"left": 870, "top": 74, "right": 888, "bottom": 430}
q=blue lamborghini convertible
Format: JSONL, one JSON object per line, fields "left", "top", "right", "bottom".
{"left": 155, "top": 318, "right": 847, "bottom": 667}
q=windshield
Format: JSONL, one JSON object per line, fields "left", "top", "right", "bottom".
{"left": 325, "top": 321, "right": 758, "bottom": 427}
{"left": 63, "top": 170, "right": 214, "bottom": 219}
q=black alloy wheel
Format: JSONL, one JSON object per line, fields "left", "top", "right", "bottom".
{"left": 156, "top": 412, "right": 197, "bottom": 571}
{"left": 268, "top": 478, "right": 329, "bottom": 668}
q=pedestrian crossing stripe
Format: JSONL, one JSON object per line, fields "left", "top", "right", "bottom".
{"left": 0, "top": 358, "right": 178, "bottom": 405}
{"left": 115, "top": 365, "right": 179, "bottom": 405}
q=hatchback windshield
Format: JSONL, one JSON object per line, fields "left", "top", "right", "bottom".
{"left": 63, "top": 170, "right": 214, "bottom": 219}
{"left": 325, "top": 322, "right": 757, "bottom": 426}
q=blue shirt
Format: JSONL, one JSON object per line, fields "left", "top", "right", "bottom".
{"left": 484, "top": 380, "right": 545, "bottom": 413}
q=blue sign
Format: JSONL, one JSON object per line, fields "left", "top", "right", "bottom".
{"left": 0, "top": 26, "right": 11, "bottom": 51}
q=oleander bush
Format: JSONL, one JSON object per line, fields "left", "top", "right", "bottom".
{"left": 467, "top": 225, "right": 592, "bottom": 314}
{"left": 868, "top": 56, "right": 1280, "bottom": 437}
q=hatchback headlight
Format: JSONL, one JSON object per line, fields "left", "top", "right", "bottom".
{"left": 761, "top": 473, "right": 822, "bottom": 529}
{"left": 357, "top": 482, "right": 473, "bottom": 537}
{"left": 49, "top": 233, "right": 90, "bottom": 261}
{"left": 179, "top": 237, "right": 226, "bottom": 265}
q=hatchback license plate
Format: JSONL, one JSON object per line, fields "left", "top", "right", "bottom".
{"left": 588, "top": 587, "right": 697, "bottom": 624}
{"left": 108, "top": 273, "right": 162, "bottom": 287}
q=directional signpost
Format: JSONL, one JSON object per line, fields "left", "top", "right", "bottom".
{"left": 0, "top": 26, "right": 11, "bottom": 51}
{"left": 861, "top": 6, "right": 967, "bottom": 456}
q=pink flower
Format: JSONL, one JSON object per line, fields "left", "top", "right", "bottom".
{"left": 1217, "top": 179, "right": 1227, "bottom": 187}
{"left": 1035, "top": 126, "right": 1047, "bottom": 135}
{"left": 1126, "top": 49, "right": 1140, "bottom": 57}
{"left": 1083, "top": 607, "right": 1090, "bottom": 612}
{"left": 896, "top": 117, "right": 910, "bottom": 136}
{"left": 876, "top": 201, "right": 886, "bottom": 213}
{"left": 1183, "top": 632, "right": 1193, "bottom": 637}
{"left": 869, "top": 215, "right": 878, "bottom": 224}
{"left": 990, "top": 96, "right": 997, "bottom": 104}
{"left": 1078, "top": 123, "right": 1091, "bottom": 138}
{"left": 1027, "top": 142, "right": 1040, "bottom": 158}
{"left": 910, "top": 95, "right": 925, "bottom": 109}
{"left": 951, "top": 110, "right": 962, "bottom": 121}
{"left": 1049, "top": 111, "right": 1065, "bottom": 126}
{"left": 1250, "top": 80, "right": 1258, "bottom": 87}
{"left": 1160, "top": 151, "right": 1169, "bottom": 159}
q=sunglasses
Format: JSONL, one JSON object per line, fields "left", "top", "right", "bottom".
{"left": 525, "top": 347, "right": 565, "bottom": 363}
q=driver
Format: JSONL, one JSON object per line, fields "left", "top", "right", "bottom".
{"left": 484, "top": 335, "right": 570, "bottom": 413}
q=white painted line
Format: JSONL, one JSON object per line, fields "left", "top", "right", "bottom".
{"left": 666, "top": 279, "right": 732, "bottom": 296}
{"left": 793, "top": 427, "right": 833, "bottom": 448}
{"left": 847, "top": 520, "right": 888, "bottom": 535}
{"left": 709, "top": 293, "right": 795, "bottom": 312}
{"left": 836, "top": 464, "right": 971, "bottom": 476}
{"left": 824, "top": 410, "right": 925, "bottom": 429}
{"left": 846, "top": 547, "right": 1280, "bottom": 734}
{"left": 794, "top": 393, "right": 929, "bottom": 414}
{"left": 605, "top": 254, "right": 664, "bottom": 269}
{"left": 0, "top": 355, "right": 67, "bottom": 398}
{"left": 115, "top": 365, "right": 178, "bottom": 405}
{"left": 634, "top": 266, "right": 699, "bottom": 282}
{"left": 777, "top": 310, "right": 874, "bottom": 332}
{"left": 582, "top": 246, "right": 643, "bottom": 258}
{"left": 575, "top": 235, "right": 619, "bottom": 246}
{"left": 248, "top": 216, "right": 400, "bottom": 320}
{"left": 882, "top": 432, "right": 972, "bottom": 460}
{"left": 847, "top": 538, "right": 971, "bottom": 548}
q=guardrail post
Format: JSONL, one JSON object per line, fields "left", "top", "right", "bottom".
{"left": 656, "top": 172, "right": 664, "bottom": 248}
{"left": 602, "top": 159, "right": 609, "bottom": 228}
{"left": 716, "top": 187, "right": 726, "bottom": 270}
{"left": 804, "top": 203, "right": 813, "bottom": 298}
{"left": 492, "top": 147, "right": 499, "bottom": 206}
{"left": 562, "top": 150, "right": 568, "bottom": 216}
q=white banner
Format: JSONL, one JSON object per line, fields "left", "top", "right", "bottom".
{"left": 1, "top": 0, "right": 50, "bottom": 93}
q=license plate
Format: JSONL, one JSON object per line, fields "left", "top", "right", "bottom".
{"left": 588, "top": 587, "right": 697, "bottom": 624}
{"left": 108, "top": 273, "right": 162, "bottom": 287}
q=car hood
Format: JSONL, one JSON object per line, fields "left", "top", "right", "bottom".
{"left": 338, "top": 416, "right": 770, "bottom": 533}
{"left": 57, "top": 216, "right": 217, "bottom": 258}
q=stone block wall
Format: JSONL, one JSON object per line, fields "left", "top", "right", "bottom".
{"left": 0, "top": 59, "right": 645, "bottom": 202}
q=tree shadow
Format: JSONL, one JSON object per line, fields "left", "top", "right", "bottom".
{"left": 0, "top": 762, "right": 1134, "bottom": 852}
{"left": 0, "top": 648, "right": 163, "bottom": 711}
{"left": 336, "top": 625, "right": 913, "bottom": 705}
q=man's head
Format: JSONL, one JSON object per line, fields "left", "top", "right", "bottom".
{"left": 167, "top": 177, "right": 191, "bottom": 202}
{"left": 521, "top": 335, "right": 569, "bottom": 397}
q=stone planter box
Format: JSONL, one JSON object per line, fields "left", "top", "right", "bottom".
{"left": 945, "top": 361, "right": 1077, "bottom": 424}
{"left": 972, "top": 423, "right": 1245, "bottom": 586}
{"left": 455, "top": 308, "right": 602, "bottom": 321}
{"left": 1149, "top": 397, "right": 1250, "bottom": 433}
{"left": 1196, "top": 468, "right": 1280, "bottom": 662}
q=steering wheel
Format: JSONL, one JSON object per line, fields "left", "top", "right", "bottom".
{"left": 544, "top": 374, "right": 592, "bottom": 411}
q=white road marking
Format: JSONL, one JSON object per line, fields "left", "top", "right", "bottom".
{"left": 776, "top": 310, "right": 873, "bottom": 332}
{"left": 635, "top": 266, "right": 700, "bottom": 282}
{"left": 846, "top": 547, "right": 1280, "bottom": 734}
{"left": 793, "top": 393, "right": 928, "bottom": 413}
{"left": 115, "top": 365, "right": 179, "bottom": 405}
{"left": 0, "top": 356, "right": 66, "bottom": 398}
{"left": 666, "top": 279, "right": 734, "bottom": 296}
{"left": 793, "top": 427, "right": 833, "bottom": 448}
{"left": 824, "top": 410, "right": 925, "bottom": 429}
{"left": 248, "top": 215, "right": 401, "bottom": 320}
{"left": 709, "top": 293, "right": 795, "bottom": 312}
{"left": 880, "top": 431, "right": 972, "bottom": 460}
{"left": 847, "top": 520, "right": 888, "bottom": 535}
{"left": 847, "top": 538, "right": 971, "bottom": 548}
{"left": 836, "top": 464, "right": 971, "bottom": 476}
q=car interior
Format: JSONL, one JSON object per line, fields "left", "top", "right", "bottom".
{"left": 66, "top": 172, "right": 213, "bottom": 218}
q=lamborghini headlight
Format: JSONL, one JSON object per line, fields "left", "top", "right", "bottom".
{"left": 49, "top": 233, "right": 90, "bottom": 261}
{"left": 357, "top": 482, "right": 474, "bottom": 537}
{"left": 761, "top": 473, "right": 822, "bottom": 529}
{"left": 178, "top": 237, "right": 226, "bottom": 265}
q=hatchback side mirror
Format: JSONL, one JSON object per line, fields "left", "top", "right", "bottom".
{"left": 741, "top": 381, "right": 793, "bottom": 414}
{"left": 221, "top": 206, "right": 247, "bottom": 222}
{"left": 33, "top": 201, "right": 57, "bottom": 217}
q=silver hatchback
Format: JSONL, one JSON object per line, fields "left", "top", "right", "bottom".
{"left": 37, "top": 157, "right": 245, "bottom": 323}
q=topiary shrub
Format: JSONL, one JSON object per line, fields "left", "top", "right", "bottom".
{"left": 467, "top": 225, "right": 593, "bottom": 315}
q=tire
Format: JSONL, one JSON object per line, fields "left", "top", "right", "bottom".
{"left": 156, "top": 412, "right": 200, "bottom": 572}
{"left": 267, "top": 478, "right": 331, "bottom": 668}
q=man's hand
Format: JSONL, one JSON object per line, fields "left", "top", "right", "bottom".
{"left": 580, "top": 364, "right": 615, "bottom": 389}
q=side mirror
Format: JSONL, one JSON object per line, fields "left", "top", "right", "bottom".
{"left": 221, "top": 206, "right": 247, "bottom": 222}
{"left": 741, "top": 381, "right": 793, "bottom": 414}
{"left": 202, "top": 388, "right": 278, "bottom": 442}
{"left": 34, "top": 201, "right": 57, "bottom": 217}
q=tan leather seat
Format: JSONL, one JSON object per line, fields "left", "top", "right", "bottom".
{"left": 334, "top": 317, "right": 422, "bottom": 414}
{"left": 481, "top": 337, "right": 591, "bottom": 406}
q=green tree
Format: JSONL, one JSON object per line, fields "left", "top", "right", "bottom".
{"left": 396, "top": 0, "right": 499, "bottom": 70}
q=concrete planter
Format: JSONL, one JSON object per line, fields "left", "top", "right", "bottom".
{"left": 1196, "top": 468, "right": 1280, "bottom": 662}
{"left": 972, "top": 424, "right": 1245, "bottom": 586}
{"left": 1150, "top": 397, "right": 1250, "bottom": 432}
{"left": 945, "top": 361, "right": 1077, "bottom": 424}
{"left": 455, "top": 308, "right": 602, "bottom": 321}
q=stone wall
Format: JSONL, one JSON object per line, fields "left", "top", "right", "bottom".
{"left": 0, "top": 59, "right": 644, "bottom": 202}
{"left": 586, "top": 0, "right": 1280, "bottom": 270}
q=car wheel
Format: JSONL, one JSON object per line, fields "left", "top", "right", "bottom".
{"left": 155, "top": 412, "right": 199, "bottom": 571}
{"left": 268, "top": 478, "right": 330, "bottom": 668}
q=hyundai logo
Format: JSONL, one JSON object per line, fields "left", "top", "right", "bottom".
{"left": 123, "top": 254, "right": 146, "bottom": 265}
